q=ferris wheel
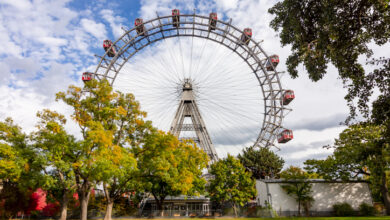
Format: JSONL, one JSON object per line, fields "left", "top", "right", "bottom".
{"left": 82, "top": 9, "right": 294, "bottom": 162}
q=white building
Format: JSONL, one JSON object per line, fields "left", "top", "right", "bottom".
{"left": 256, "top": 179, "right": 373, "bottom": 216}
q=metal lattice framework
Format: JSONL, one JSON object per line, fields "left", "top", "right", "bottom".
{"left": 93, "top": 11, "right": 291, "bottom": 149}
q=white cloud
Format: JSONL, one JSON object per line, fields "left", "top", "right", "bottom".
{"left": 100, "top": 9, "right": 125, "bottom": 38}
{"left": 81, "top": 18, "right": 107, "bottom": 40}
{"left": 214, "top": 0, "right": 239, "bottom": 11}
{"left": 0, "top": 0, "right": 111, "bottom": 137}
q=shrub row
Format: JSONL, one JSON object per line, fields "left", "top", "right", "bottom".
{"left": 332, "top": 202, "right": 375, "bottom": 216}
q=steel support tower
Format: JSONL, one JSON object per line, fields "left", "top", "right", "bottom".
{"left": 170, "top": 79, "right": 218, "bottom": 163}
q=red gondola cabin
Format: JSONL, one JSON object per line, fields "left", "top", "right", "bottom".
{"left": 209, "top": 12, "right": 218, "bottom": 31}
{"left": 135, "top": 18, "right": 146, "bottom": 36}
{"left": 103, "top": 40, "right": 116, "bottom": 57}
{"left": 266, "top": 55, "right": 279, "bottom": 71}
{"left": 172, "top": 9, "right": 180, "bottom": 27}
{"left": 277, "top": 129, "right": 293, "bottom": 143}
{"left": 283, "top": 90, "right": 295, "bottom": 105}
{"left": 240, "top": 28, "right": 252, "bottom": 45}
{"left": 82, "top": 72, "right": 93, "bottom": 82}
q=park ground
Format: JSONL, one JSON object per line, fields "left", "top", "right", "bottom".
{"left": 95, "top": 217, "right": 390, "bottom": 220}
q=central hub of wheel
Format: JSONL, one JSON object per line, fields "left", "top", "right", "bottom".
{"left": 183, "top": 78, "right": 193, "bottom": 91}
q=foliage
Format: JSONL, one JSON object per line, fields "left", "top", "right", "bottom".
{"left": 31, "top": 109, "right": 79, "bottom": 220}
{"left": 304, "top": 123, "right": 390, "bottom": 213}
{"left": 280, "top": 166, "right": 314, "bottom": 216}
{"left": 0, "top": 118, "right": 38, "bottom": 218}
{"left": 238, "top": 146, "right": 284, "bottom": 179}
{"left": 137, "top": 131, "right": 208, "bottom": 214}
{"left": 305, "top": 124, "right": 384, "bottom": 180}
{"left": 56, "top": 79, "right": 153, "bottom": 220}
{"left": 0, "top": 118, "right": 31, "bottom": 182}
{"left": 208, "top": 155, "right": 256, "bottom": 217}
{"left": 268, "top": 0, "right": 390, "bottom": 119}
{"left": 359, "top": 203, "right": 376, "bottom": 216}
{"left": 333, "top": 202, "right": 355, "bottom": 216}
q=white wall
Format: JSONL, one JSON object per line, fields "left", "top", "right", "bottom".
{"left": 256, "top": 180, "right": 373, "bottom": 214}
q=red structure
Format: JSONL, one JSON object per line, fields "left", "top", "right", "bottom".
{"left": 135, "top": 18, "right": 146, "bottom": 36}
{"left": 82, "top": 72, "right": 93, "bottom": 82}
{"left": 282, "top": 90, "right": 295, "bottom": 105}
{"left": 277, "top": 129, "right": 293, "bottom": 143}
{"left": 209, "top": 13, "right": 218, "bottom": 31}
{"left": 172, "top": 9, "right": 180, "bottom": 27}
{"left": 266, "top": 54, "right": 279, "bottom": 71}
{"left": 103, "top": 40, "right": 116, "bottom": 57}
{"left": 240, "top": 28, "right": 252, "bottom": 45}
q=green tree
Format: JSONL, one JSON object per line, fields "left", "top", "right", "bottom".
{"left": 238, "top": 146, "right": 284, "bottom": 179}
{"left": 0, "top": 118, "right": 36, "bottom": 219}
{"left": 280, "top": 166, "right": 314, "bottom": 216}
{"left": 208, "top": 155, "right": 256, "bottom": 217}
{"left": 304, "top": 123, "right": 390, "bottom": 214}
{"left": 31, "top": 109, "right": 79, "bottom": 220}
{"left": 268, "top": 0, "right": 390, "bottom": 119}
{"left": 56, "top": 79, "right": 151, "bottom": 220}
{"left": 136, "top": 131, "right": 208, "bottom": 216}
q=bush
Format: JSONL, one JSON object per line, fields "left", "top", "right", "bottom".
{"left": 359, "top": 203, "right": 375, "bottom": 216}
{"left": 333, "top": 202, "right": 354, "bottom": 216}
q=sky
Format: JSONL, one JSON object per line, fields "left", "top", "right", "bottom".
{"left": 1, "top": 0, "right": 387, "bottom": 168}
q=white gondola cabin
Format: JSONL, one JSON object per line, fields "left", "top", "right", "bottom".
{"left": 240, "top": 28, "right": 252, "bottom": 45}
{"left": 103, "top": 40, "right": 116, "bottom": 57}
{"left": 209, "top": 12, "right": 217, "bottom": 31}
{"left": 277, "top": 129, "right": 293, "bottom": 143}
{"left": 266, "top": 55, "right": 279, "bottom": 71}
{"left": 82, "top": 72, "right": 93, "bottom": 82}
{"left": 135, "top": 18, "right": 146, "bottom": 36}
{"left": 283, "top": 90, "right": 295, "bottom": 105}
{"left": 172, "top": 9, "right": 180, "bottom": 28}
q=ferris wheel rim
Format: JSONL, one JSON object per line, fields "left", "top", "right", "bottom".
{"left": 93, "top": 11, "right": 288, "bottom": 149}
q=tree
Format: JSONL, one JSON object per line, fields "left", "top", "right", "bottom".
{"left": 136, "top": 131, "right": 208, "bottom": 216}
{"left": 31, "top": 109, "right": 79, "bottom": 220}
{"left": 268, "top": 0, "right": 390, "bottom": 119}
{"left": 304, "top": 123, "right": 390, "bottom": 214}
{"left": 0, "top": 118, "right": 36, "bottom": 219}
{"left": 280, "top": 166, "right": 314, "bottom": 216}
{"left": 208, "top": 155, "right": 256, "bottom": 217}
{"left": 56, "top": 79, "right": 151, "bottom": 220}
{"left": 238, "top": 146, "right": 284, "bottom": 179}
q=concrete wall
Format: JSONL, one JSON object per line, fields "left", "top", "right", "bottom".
{"left": 256, "top": 180, "right": 373, "bottom": 216}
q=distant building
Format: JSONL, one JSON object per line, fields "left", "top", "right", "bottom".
{"left": 141, "top": 195, "right": 211, "bottom": 217}
{"left": 256, "top": 179, "right": 373, "bottom": 216}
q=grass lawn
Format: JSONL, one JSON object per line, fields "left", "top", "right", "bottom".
{"left": 108, "top": 217, "right": 390, "bottom": 220}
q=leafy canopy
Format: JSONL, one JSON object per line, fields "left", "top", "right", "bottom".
{"left": 137, "top": 131, "right": 208, "bottom": 204}
{"left": 238, "top": 146, "right": 284, "bottom": 179}
{"left": 269, "top": 0, "right": 390, "bottom": 118}
{"left": 208, "top": 155, "right": 256, "bottom": 208}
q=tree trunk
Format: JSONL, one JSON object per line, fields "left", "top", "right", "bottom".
{"left": 79, "top": 187, "right": 91, "bottom": 220}
{"left": 381, "top": 170, "right": 390, "bottom": 215}
{"left": 298, "top": 199, "right": 301, "bottom": 216}
{"left": 104, "top": 202, "right": 114, "bottom": 220}
{"left": 58, "top": 191, "right": 69, "bottom": 220}
{"left": 103, "top": 184, "right": 114, "bottom": 220}
{"left": 232, "top": 203, "right": 238, "bottom": 218}
{"left": 153, "top": 194, "right": 165, "bottom": 217}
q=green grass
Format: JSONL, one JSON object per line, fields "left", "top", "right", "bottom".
{"left": 105, "top": 217, "right": 390, "bottom": 220}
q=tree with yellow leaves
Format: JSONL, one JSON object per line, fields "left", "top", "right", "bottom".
{"left": 56, "top": 79, "right": 153, "bottom": 220}
{"left": 31, "top": 109, "right": 80, "bottom": 220}
{"left": 136, "top": 131, "right": 208, "bottom": 216}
